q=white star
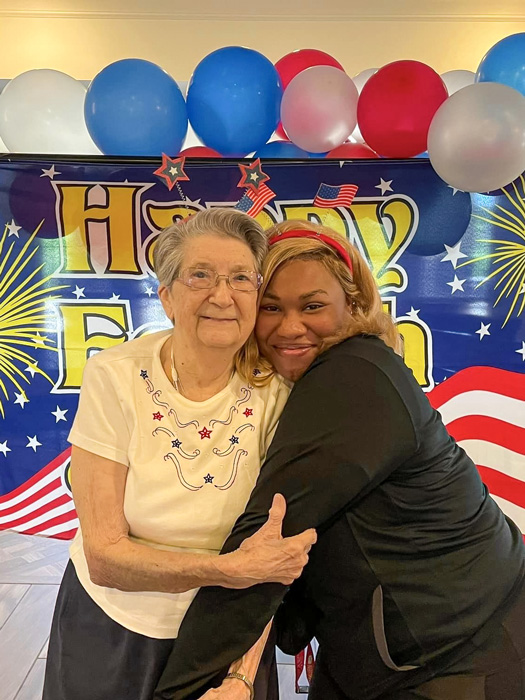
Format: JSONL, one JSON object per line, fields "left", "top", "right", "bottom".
{"left": 0, "top": 441, "right": 10, "bottom": 457}
{"left": 14, "top": 392, "right": 29, "bottom": 408}
{"left": 24, "top": 362, "right": 38, "bottom": 378}
{"left": 144, "top": 285, "right": 155, "bottom": 297}
{"left": 447, "top": 275, "right": 466, "bottom": 294}
{"left": 73, "top": 285, "right": 85, "bottom": 299}
{"left": 26, "top": 435, "right": 42, "bottom": 452}
{"left": 406, "top": 307, "right": 420, "bottom": 320}
{"left": 339, "top": 161, "right": 345, "bottom": 168}
{"left": 441, "top": 241, "right": 468, "bottom": 269}
{"left": 51, "top": 405, "right": 68, "bottom": 423}
{"left": 520, "top": 283, "right": 525, "bottom": 295}
{"left": 475, "top": 322, "right": 491, "bottom": 340}
{"left": 33, "top": 332, "right": 49, "bottom": 347}
{"left": 109, "top": 293, "right": 121, "bottom": 301}
{"left": 375, "top": 178, "right": 393, "bottom": 195}
{"left": 516, "top": 341, "right": 525, "bottom": 361}
{"left": 6, "top": 219, "right": 21, "bottom": 237}
{"left": 447, "top": 185, "right": 464, "bottom": 196}
{"left": 40, "top": 164, "right": 61, "bottom": 179}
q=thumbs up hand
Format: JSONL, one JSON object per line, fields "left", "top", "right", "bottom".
{"left": 222, "top": 494, "right": 317, "bottom": 589}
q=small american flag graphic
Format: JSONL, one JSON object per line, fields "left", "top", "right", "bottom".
{"left": 235, "top": 183, "right": 276, "bottom": 217}
{"left": 314, "top": 183, "right": 359, "bottom": 208}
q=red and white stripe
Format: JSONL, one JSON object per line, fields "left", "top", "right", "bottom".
{"left": 0, "top": 448, "right": 77, "bottom": 540}
{"left": 428, "top": 366, "right": 525, "bottom": 533}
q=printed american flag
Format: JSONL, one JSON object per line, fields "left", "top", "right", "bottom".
{"left": 428, "top": 366, "right": 525, "bottom": 535}
{"left": 235, "top": 183, "right": 275, "bottom": 217}
{"left": 0, "top": 448, "right": 77, "bottom": 539}
{"left": 314, "top": 183, "right": 359, "bottom": 208}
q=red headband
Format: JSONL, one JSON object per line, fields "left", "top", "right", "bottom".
{"left": 268, "top": 229, "right": 353, "bottom": 275}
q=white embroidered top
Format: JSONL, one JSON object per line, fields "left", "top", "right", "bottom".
{"left": 68, "top": 329, "right": 290, "bottom": 638}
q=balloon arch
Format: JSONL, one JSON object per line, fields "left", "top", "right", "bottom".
{"left": 1, "top": 36, "right": 525, "bottom": 193}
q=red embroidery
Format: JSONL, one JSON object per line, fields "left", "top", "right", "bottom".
{"left": 243, "top": 408, "right": 253, "bottom": 417}
{"left": 153, "top": 412, "right": 163, "bottom": 421}
{"left": 198, "top": 427, "right": 212, "bottom": 439}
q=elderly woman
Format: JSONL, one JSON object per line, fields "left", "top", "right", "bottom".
{"left": 154, "top": 220, "right": 525, "bottom": 700}
{"left": 42, "top": 209, "right": 316, "bottom": 700}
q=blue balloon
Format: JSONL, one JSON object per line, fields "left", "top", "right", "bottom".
{"left": 307, "top": 151, "right": 329, "bottom": 158}
{"left": 406, "top": 164, "right": 472, "bottom": 256}
{"left": 414, "top": 151, "right": 429, "bottom": 158}
{"left": 85, "top": 59, "right": 187, "bottom": 156}
{"left": 477, "top": 33, "right": 525, "bottom": 96}
{"left": 255, "top": 141, "right": 310, "bottom": 158}
{"left": 187, "top": 47, "right": 282, "bottom": 157}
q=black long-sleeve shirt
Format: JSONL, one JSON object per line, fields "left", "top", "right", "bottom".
{"left": 154, "top": 335, "right": 525, "bottom": 700}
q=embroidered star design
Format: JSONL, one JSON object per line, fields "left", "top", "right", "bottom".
{"left": 243, "top": 408, "right": 253, "bottom": 417}
{"left": 199, "top": 427, "right": 212, "bottom": 439}
{"left": 140, "top": 370, "right": 148, "bottom": 379}
{"left": 172, "top": 439, "right": 182, "bottom": 448}
{"left": 203, "top": 473, "right": 214, "bottom": 483}
{"left": 153, "top": 412, "right": 163, "bottom": 421}
{"left": 153, "top": 154, "right": 189, "bottom": 191}
{"left": 237, "top": 158, "right": 270, "bottom": 193}
{"left": 230, "top": 436, "right": 239, "bottom": 445}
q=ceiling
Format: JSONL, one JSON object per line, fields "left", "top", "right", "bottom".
{"left": 0, "top": 0, "right": 524, "bottom": 20}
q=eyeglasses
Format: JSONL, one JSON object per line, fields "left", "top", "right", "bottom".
{"left": 177, "top": 267, "right": 263, "bottom": 292}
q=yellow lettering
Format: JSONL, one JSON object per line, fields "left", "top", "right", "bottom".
{"left": 54, "top": 183, "right": 151, "bottom": 276}
{"left": 351, "top": 198, "right": 416, "bottom": 292}
{"left": 55, "top": 302, "right": 130, "bottom": 390}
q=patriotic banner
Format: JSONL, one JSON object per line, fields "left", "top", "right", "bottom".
{"left": 0, "top": 156, "right": 523, "bottom": 550}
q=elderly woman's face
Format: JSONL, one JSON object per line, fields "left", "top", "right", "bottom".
{"left": 256, "top": 259, "right": 351, "bottom": 381}
{"left": 159, "top": 233, "right": 259, "bottom": 353}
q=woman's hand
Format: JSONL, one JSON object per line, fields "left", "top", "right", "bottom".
{"left": 224, "top": 494, "right": 317, "bottom": 588}
{"left": 197, "top": 677, "right": 250, "bottom": 700}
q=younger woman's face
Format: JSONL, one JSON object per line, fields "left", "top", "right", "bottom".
{"left": 256, "top": 260, "right": 352, "bottom": 381}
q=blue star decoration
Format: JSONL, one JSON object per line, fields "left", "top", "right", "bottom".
{"left": 203, "top": 473, "right": 214, "bottom": 483}
{"left": 172, "top": 439, "right": 182, "bottom": 449}
{"left": 229, "top": 435, "right": 239, "bottom": 445}
{"left": 153, "top": 154, "right": 190, "bottom": 191}
{"left": 140, "top": 370, "right": 148, "bottom": 379}
{"left": 237, "top": 158, "right": 270, "bottom": 193}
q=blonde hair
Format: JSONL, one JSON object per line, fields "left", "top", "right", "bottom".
{"left": 251, "top": 219, "right": 402, "bottom": 383}
{"left": 152, "top": 207, "right": 267, "bottom": 383}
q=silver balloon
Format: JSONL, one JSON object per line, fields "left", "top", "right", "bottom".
{"left": 428, "top": 82, "right": 525, "bottom": 192}
{"left": 0, "top": 69, "right": 100, "bottom": 155}
{"left": 440, "top": 69, "right": 475, "bottom": 95}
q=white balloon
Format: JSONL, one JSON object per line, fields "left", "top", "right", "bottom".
{"left": 351, "top": 68, "right": 377, "bottom": 143}
{"left": 0, "top": 69, "right": 101, "bottom": 155}
{"left": 0, "top": 135, "right": 8, "bottom": 152}
{"left": 440, "top": 70, "right": 475, "bottom": 96}
{"left": 428, "top": 82, "right": 525, "bottom": 192}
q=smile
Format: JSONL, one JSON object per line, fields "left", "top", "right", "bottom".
{"left": 272, "top": 345, "right": 315, "bottom": 357}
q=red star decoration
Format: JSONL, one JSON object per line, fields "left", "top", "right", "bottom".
{"left": 153, "top": 412, "right": 163, "bottom": 421}
{"left": 198, "top": 427, "right": 212, "bottom": 439}
{"left": 237, "top": 158, "right": 270, "bottom": 193}
{"left": 243, "top": 408, "right": 253, "bottom": 417}
{"left": 153, "top": 154, "right": 189, "bottom": 191}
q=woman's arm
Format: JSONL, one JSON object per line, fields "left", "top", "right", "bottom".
{"left": 72, "top": 446, "right": 316, "bottom": 594}
{"left": 153, "top": 349, "right": 418, "bottom": 699}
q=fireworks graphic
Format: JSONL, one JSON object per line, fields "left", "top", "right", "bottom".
{"left": 461, "top": 176, "right": 525, "bottom": 327}
{"left": 0, "top": 221, "right": 67, "bottom": 417}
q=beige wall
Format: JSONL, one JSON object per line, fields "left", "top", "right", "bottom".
{"left": 0, "top": 2, "right": 524, "bottom": 80}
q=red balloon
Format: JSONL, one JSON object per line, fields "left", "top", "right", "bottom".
{"left": 275, "top": 49, "right": 345, "bottom": 140}
{"left": 326, "top": 143, "right": 379, "bottom": 158}
{"left": 180, "top": 146, "right": 222, "bottom": 157}
{"left": 357, "top": 60, "right": 448, "bottom": 158}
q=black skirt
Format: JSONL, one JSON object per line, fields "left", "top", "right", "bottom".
{"left": 43, "top": 560, "right": 278, "bottom": 700}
